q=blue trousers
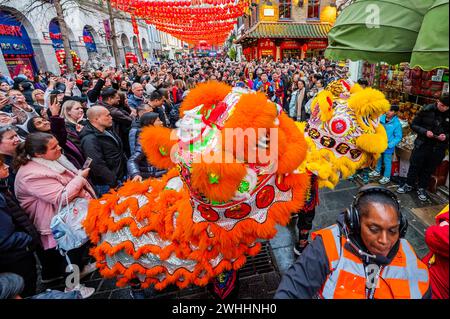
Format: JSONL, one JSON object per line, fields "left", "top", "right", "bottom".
{"left": 376, "top": 153, "right": 393, "bottom": 178}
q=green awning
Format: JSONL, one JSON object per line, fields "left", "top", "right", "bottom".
{"left": 325, "top": 0, "right": 449, "bottom": 70}
{"left": 236, "top": 22, "right": 332, "bottom": 42}
{"left": 410, "top": 0, "right": 449, "bottom": 70}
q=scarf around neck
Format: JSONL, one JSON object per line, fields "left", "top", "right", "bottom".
{"left": 31, "top": 154, "right": 79, "bottom": 175}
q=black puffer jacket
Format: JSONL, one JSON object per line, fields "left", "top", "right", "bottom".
{"left": 411, "top": 103, "right": 449, "bottom": 149}
{"left": 79, "top": 122, "right": 127, "bottom": 187}
{"left": 127, "top": 141, "right": 167, "bottom": 179}
{"left": 100, "top": 102, "right": 133, "bottom": 157}
{"left": 0, "top": 188, "right": 40, "bottom": 247}
{"left": 0, "top": 192, "right": 36, "bottom": 264}
{"left": 128, "top": 120, "right": 140, "bottom": 154}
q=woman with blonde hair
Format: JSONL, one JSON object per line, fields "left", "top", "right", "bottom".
{"left": 31, "top": 89, "right": 46, "bottom": 118}
{"left": 60, "top": 100, "right": 85, "bottom": 150}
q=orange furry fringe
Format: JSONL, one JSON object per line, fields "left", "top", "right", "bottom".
{"left": 223, "top": 92, "right": 278, "bottom": 131}
{"left": 84, "top": 169, "right": 310, "bottom": 291}
{"left": 276, "top": 113, "right": 307, "bottom": 174}
{"left": 190, "top": 160, "right": 247, "bottom": 202}
{"left": 221, "top": 92, "right": 279, "bottom": 164}
{"left": 140, "top": 126, "right": 177, "bottom": 169}
{"left": 179, "top": 81, "right": 232, "bottom": 117}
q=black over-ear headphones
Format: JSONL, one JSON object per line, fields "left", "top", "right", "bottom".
{"left": 345, "top": 184, "right": 408, "bottom": 238}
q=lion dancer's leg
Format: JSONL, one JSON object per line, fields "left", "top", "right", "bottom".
{"left": 294, "top": 173, "right": 319, "bottom": 256}
{"left": 129, "top": 278, "right": 145, "bottom": 299}
{"left": 295, "top": 208, "right": 316, "bottom": 255}
{"left": 209, "top": 270, "right": 239, "bottom": 300}
{"left": 129, "top": 278, "right": 156, "bottom": 299}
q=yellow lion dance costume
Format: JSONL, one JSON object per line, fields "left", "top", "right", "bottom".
{"left": 83, "top": 80, "right": 390, "bottom": 292}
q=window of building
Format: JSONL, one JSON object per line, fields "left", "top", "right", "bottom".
{"left": 307, "top": 0, "right": 320, "bottom": 19}
{"left": 279, "top": 0, "right": 292, "bottom": 19}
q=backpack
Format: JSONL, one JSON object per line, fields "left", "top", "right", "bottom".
{"left": 50, "top": 190, "right": 89, "bottom": 252}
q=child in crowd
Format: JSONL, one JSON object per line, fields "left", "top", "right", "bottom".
{"left": 369, "top": 105, "right": 402, "bottom": 184}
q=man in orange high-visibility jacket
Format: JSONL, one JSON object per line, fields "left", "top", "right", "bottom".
{"left": 275, "top": 185, "right": 431, "bottom": 299}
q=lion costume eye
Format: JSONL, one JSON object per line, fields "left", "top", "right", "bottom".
{"left": 329, "top": 117, "right": 350, "bottom": 137}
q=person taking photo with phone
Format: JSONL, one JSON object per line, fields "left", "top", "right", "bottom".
{"left": 13, "top": 133, "right": 96, "bottom": 298}
{"left": 397, "top": 93, "right": 449, "bottom": 201}
{"left": 26, "top": 99, "right": 86, "bottom": 169}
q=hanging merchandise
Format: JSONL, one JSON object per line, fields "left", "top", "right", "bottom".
{"left": 108, "top": 0, "right": 251, "bottom": 45}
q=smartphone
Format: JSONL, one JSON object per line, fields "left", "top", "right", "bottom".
{"left": 8, "top": 95, "right": 17, "bottom": 104}
{"left": 82, "top": 157, "right": 93, "bottom": 169}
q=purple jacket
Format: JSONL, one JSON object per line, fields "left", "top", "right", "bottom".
{"left": 50, "top": 116, "right": 86, "bottom": 169}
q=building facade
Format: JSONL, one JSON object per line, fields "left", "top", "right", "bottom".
{"left": 146, "top": 24, "right": 163, "bottom": 62}
{"left": 0, "top": 0, "right": 157, "bottom": 76}
{"left": 235, "top": 0, "right": 335, "bottom": 61}
{"left": 160, "top": 32, "right": 185, "bottom": 60}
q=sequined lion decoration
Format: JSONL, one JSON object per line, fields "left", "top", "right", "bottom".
{"left": 296, "top": 79, "right": 390, "bottom": 188}
{"left": 83, "top": 80, "right": 390, "bottom": 292}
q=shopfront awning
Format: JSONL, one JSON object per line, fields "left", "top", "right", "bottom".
{"left": 325, "top": 0, "right": 449, "bottom": 70}
{"left": 235, "top": 22, "right": 332, "bottom": 43}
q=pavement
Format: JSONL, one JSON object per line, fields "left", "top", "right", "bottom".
{"left": 38, "top": 178, "right": 448, "bottom": 299}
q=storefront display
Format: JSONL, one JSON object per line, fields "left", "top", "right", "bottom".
{"left": 55, "top": 49, "right": 81, "bottom": 73}
{"left": 397, "top": 102, "right": 421, "bottom": 125}
{"left": 83, "top": 26, "right": 97, "bottom": 53}
{"left": 360, "top": 60, "right": 449, "bottom": 189}
{"left": 362, "top": 61, "right": 449, "bottom": 102}
{"left": 0, "top": 10, "right": 37, "bottom": 77}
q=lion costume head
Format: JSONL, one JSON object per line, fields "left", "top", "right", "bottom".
{"left": 297, "top": 79, "right": 390, "bottom": 189}
{"left": 84, "top": 80, "right": 389, "bottom": 290}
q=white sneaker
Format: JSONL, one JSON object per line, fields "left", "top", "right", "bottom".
{"left": 369, "top": 170, "right": 380, "bottom": 178}
{"left": 80, "top": 263, "right": 97, "bottom": 279}
{"left": 65, "top": 284, "right": 95, "bottom": 299}
{"left": 378, "top": 177, "right": 390, "bottom": 185}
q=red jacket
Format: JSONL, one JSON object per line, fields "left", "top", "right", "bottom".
{"left": 422, "top": 207, "right": 449, "bottom": 299}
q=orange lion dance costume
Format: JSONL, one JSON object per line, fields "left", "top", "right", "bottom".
{"left": 84, "top": 80, "right": 389, "bottom": 292}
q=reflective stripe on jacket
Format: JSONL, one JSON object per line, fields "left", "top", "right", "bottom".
{"left": 312, "top": 224, "right": 430, "bottom": 299}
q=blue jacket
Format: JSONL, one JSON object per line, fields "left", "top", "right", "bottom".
{"left": 380, "top": 114, "right": 402, "bottom": 154}
{"left": 127, "top": 94, "right": 144, "bottom": 109}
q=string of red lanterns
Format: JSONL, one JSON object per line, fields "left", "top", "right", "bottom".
{"left": 109, "top": 0, "right": 250, "bottom": 45}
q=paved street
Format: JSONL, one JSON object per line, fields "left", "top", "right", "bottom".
{"left": 38, "top": 178, "right": 447, "bottom": 299}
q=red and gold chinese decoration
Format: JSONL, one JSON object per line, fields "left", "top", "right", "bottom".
{"left": 110, "top": 0, "right": 250, "bottom": 45}
{"left": 55, "top": 49, "right": 81, "bottom": 73}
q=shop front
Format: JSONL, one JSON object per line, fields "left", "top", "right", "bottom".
{"left": 280, "top": 40, "right": 303, "bottom": 60}
{"left": 0, "top": 10, "right": 37, "bottom": 77}
{"left": 258, "top": 38, "right": 275, "bottom": 60}
{"left": 305, "top": 39, "right": 328, "bottom": 58}
{"left": 236, "top": 22, "right": 331, "bottom": 62}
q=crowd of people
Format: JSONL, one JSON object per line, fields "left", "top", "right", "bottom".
{"left": 0, "top": 56, "right": 448, "bottom": 300}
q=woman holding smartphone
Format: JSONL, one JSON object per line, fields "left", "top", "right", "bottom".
{"left": 13, "top": 133, "right": 96, "bottom": 298}
{"left": 26, "top": 100, "right": 86, "bottom": 169}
